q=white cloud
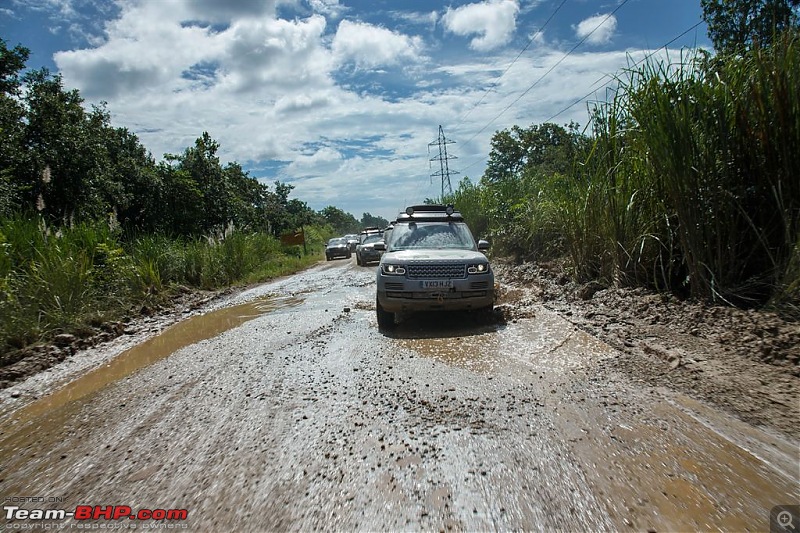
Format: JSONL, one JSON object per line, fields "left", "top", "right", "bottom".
{"left": 307, "top": 0, "right": 346, "bottom": 18}
{"left": 179, "top": 0, "right": 282, "bottom": 23}
{"left": 286, "top": 146, "right": 343, "bottom": 176}
{"left": 332, "top": 20, "right": 423, "bottom": 68}
{"left": 54, "top": 1, "right": 332, "bottom": 99}
{"left": 41, "top": 0, "right": 695, "bottom": 221}
{"left": 388, "top": 10, "right": 439, "bottom": 30}
{"left": 217, "top": 15, "right": 331, "bottom": 93}
{"left": 442, "top": 0, "right": 519, "bottom": 52}
{"left": 574, "top": 14, "right": 617, "bottom": 45}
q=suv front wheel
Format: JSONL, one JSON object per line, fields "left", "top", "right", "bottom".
{"left": 376, "top": 298, "right": 395, "bottom": 329}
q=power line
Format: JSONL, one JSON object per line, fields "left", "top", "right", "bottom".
{"left": 459, "top": 17, "right": 705, "bottom": 176}
{"left": 454, "top": 0, "right": 568, "bottom": 129}
{"left": 461, "top": 0, "right": 631, "bottom": 149}
{"left": 543, "top": 20, "right": 705, "bottom": 123}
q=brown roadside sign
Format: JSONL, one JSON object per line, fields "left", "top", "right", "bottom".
{"left": 280, "top": 229, "right": 305, "bottom": 246}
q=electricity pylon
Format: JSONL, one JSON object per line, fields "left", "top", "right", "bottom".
{"left": 428, "top": 125, "right": 459, "bottom": 199}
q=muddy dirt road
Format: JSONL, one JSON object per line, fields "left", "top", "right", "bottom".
{"left": 1, "top": 260, "right": 798, "bottom": 531}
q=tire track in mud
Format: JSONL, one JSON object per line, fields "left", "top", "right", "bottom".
{"left": 0, "top": 260, "right": 796, "bottom": 531}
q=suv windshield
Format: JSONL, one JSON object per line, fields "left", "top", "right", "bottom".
{"left": 388, "top": 222, "right": 476, "bottom": 251}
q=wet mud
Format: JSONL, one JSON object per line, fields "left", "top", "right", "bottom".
{"left": 0, "top": 258, "right": 797, "bottom": 531}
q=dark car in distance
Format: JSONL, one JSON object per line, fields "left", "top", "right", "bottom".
{"left": 325, "top": 237, "right": 351, "bottom": 261}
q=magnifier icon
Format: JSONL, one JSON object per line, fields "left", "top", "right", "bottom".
{"left": 778, "top": 510, "right": 795, "bottom": 530}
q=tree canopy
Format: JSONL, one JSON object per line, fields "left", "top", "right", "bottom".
{"left": 0, "top": 37, "right": 346, "bottom": 238}
{"left": 701, "top": 0, "right": 800, "bottom": 53}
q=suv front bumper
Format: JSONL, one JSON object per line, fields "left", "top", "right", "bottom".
{"left": 377, "top": 272, "right": 494, "bottom": 312}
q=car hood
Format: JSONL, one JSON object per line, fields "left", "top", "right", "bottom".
{"left": 382, "top": 249, "right": 486, "bottom": 262}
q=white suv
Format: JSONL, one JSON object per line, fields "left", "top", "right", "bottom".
{"left": 374, "top": 205, "right": 493, "bottom": 329}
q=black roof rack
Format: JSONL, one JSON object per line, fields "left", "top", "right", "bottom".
{"left": 395, "top": 204, "right": 464, "bottom": 223}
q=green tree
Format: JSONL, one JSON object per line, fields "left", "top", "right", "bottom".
{"left": 0, "top": 39, "right": 30, "bottom": 215}
{"left": 225, "top": 162, "right": 273, "bottom": 232}
{"left": 320, "top": 206, "right": 360, "bottom": 234}
{"left": 480, "top": 122, "right": 588, "bottom": 256}
{"left": 176, "top": 132, "right": 231, "bottom": 232}
{"left": 21, "top": 69, "right": 111, "bottom": 221}
{"left": 360, "top": 212, "right": 389, "bottom": 228}
{"left": 99, "top": 125, "right": 162, "bottom": 232}
{"left": 701, "top": 0, "right": 800, "bottom": 53}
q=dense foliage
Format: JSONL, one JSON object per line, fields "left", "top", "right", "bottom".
{"left": 2, "top": 1, "right": 799, "bottom": 354}
{"left": 443, "top": 29, "right": 799, "bottom": 313}
{"left": 317, "top": 208, "right": 388, "bottom": 234}
{"left": 0, "top": 38, "right": 359, "bottom": 354}
{"left": 701, "top": 0, "right": 799, "bottom": 53}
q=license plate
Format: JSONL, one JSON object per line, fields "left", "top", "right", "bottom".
{"left": 421, "top": 280, "right": 453, "bottom": 290}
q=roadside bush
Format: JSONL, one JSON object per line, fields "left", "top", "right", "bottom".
{"left": 1, "top": 218, "right": 327, "bottom": 355}
{"left": 484, "top": 33, "right": 798, "bottom": 310}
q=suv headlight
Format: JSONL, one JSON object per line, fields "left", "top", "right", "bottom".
{"left": 467, "top": 263, "right": 490, "bottom": 274}
{"left": 381, "top": 264, "right": 406, "bottom": 275}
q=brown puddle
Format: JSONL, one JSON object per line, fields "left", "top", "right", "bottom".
{"left": 394, "top": 310, "right": 614, "bottom": 374}
{"left": 395, "top": 331, "right": 502, "bottom": 373}
{"left": 0, "top": 294, "right": 302, "bottom": 462}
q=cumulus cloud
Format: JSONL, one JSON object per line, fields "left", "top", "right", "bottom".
{"left": 574, "top": 14, "right": 617, "bottom": 45}
{"left": 308, "top": 0, "right": 346, "bottom": 18}
{"left": 332, "top": 20, "right": 422, "bottom": 68}
{"left": 39, "top": 0, "right": 689, "bottom": 221}
{"left": 441, "top": 0, "right": 519, "bottom": 52}
{"left": 179, "top": 0, "right": 281, "bottom": 23}
{"left": 286, "top": 146, "right": 343, "bottom": 176}
{"left": 217, "top": 15, "right": 331, "bottom": 92}
{"left": 54, "top": 6, "right": 221, "bottom": 99}
{"left": 54, "top": 0, "right": 333, "bottom": 99}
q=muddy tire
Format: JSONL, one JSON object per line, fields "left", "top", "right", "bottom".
{"left": 376, "top": 298, "right": 395, "bottom": 329}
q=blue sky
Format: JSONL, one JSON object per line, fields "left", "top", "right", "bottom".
{"left": 1, "top": 0, "right": 710, "bottom": 221}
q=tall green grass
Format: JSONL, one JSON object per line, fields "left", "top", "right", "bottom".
{"left": 621, "top": 35, "right": 799, "bottom": 304}
{"left": 557, "top": 37, "right": 799, "bottom": 305}
{"left": 0, "top": 217, "right": 131, "bottom": 350}
{"left": 0, "top": 217, "right": 326, "bottom": 355}
{"left": 483, "top": 33, "right": 798, "bottom": 311}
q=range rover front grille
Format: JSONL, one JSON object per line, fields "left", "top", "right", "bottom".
{"left": 406, "top": 264, "right": 466, "bottom": 279}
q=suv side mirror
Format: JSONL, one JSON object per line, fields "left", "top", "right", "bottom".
{"left": 477, "top": 239, "right": 490, "bottom": 251}
{"left": 374, "top": 241, "right": 386, "bottom": 251}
